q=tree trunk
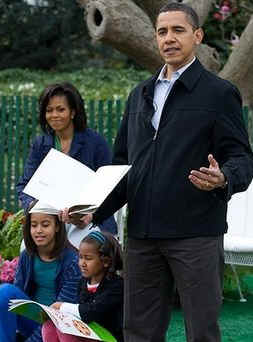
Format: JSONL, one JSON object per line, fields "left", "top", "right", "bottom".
{"left": 219, "top": 16, "right": 253, "bottom": 106}
{"left": 133, "top": 0, "right": 167, "bottom": 25}
{"left": 85, "top": 0, "right": 163, "bottom": 72}
{"left": 77, "top": 0, "right": 253, "bottom": 104}
{"left": 82, "top": 0, "right": 220, "bottom": 73}
{"left": 133, "top": 0, "right": 214, "bottom": 27}
{"left": 184, "top": 0, "right": 215, "bottom": 26}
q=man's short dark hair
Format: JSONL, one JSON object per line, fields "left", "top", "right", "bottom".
{"left": 157, "top": 2, "right": 200, "bottom": 30}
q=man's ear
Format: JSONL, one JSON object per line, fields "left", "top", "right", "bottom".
{"left": 195, "top": 27, "right": 204, "bottom": 45}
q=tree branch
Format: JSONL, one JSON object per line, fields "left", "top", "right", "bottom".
{"left": 85, "top": 0, "right": 163, "bottom": 72}
{"left": 133, "top": 0, "right": 166, "bottom": 26}
{"left": 82, "top": 0, "right": 220, "bottom": 73}
{"left": 219, "top": 15, "right": 253, "bottom": 105}
{"left": 133, "top": 0, "right": 215, "bottom": 26}
{"left": 187, "top": 0, "right": 215, "bottom": 26}
{"left": 240, "top": 4, "right": 253, "bottom": 14}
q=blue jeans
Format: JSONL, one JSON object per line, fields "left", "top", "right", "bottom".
{"left": 0, "top": 283, "right": 39, "bottom": 342}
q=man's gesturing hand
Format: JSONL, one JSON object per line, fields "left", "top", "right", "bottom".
{"left": 189, "top": 154, "right": 227, "bottom": 191}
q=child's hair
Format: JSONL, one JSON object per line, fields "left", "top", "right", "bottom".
{"left": 23, "top": 212, "right": 69, "bottom": 259}
{"left": 81, "top": 231, "right": 123, "bottom": 278}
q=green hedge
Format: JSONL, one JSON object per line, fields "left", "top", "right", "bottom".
{"left": 0, "top": 67, "right": 151, "bottom": 100}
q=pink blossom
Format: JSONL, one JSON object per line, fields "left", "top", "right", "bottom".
{"left": 0, "top": 256, "right": 19, "bottom": 283}
{"left": 213, "top": 12, "right": 222, "bottom": 21}
{"left": 220, "top": 5, "right": 231, "bottom": 20}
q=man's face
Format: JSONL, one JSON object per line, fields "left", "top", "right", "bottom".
{"left": 156, "top": 11, "right": 203, "bottom": 71}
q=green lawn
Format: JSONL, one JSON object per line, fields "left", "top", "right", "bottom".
{"left": 166, "top": 276, "right": 253, "bottom": 342}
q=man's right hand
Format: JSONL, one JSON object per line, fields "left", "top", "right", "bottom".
{"left": 79, "top": 213, "right": 93, "bottom": 227}
{"left": 60, "top": 208, "right": 93, "bottom": 228}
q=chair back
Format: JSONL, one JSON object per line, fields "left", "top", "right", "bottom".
{"left": 227, "top": 181, "right": 253, "bottom": 238}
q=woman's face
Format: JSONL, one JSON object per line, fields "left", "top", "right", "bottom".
{"left": 45, "top": 95, "right": 74, "bottom": 134}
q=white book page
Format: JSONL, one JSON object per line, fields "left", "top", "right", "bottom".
{"left": 23, "top": 148, "right": 131, "bottom": 210}
{"left": 30, "top": 201, "right": 60, "bottom": 215}
{"left": 9, "top": 300, "right": 101, "bottom": 340}
{"left": 23, "top": 149, "right": 96, "bottom": 210}
{"left": 78, "top": 165, "right": 131, "bottom": 206}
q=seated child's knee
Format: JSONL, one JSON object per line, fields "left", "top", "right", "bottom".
{"left": 0, "top": 283, "right": 18, "bottom": 307}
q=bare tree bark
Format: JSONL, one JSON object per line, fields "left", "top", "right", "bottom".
{"left": 184, "top": 0, "right": 215, "bottom": 26}
{"left": 133, "top": 0, "right": 214, "bottom": 27}
{"left": 219, "top": 16, "right": 253, "bottom": 106}
{"left": 82, "top": 0, "right": 220, "bottom": 73}
{"left": 133, "top": 0, "right": 167, "bottom": 25}
{"left": 85, "top": 0, "right": 162, "bottom": 72}
{"left": 77, "top": 0, "right": 253, "bottom": 104}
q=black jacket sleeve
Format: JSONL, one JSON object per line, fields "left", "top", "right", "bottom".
{"left": 212, "top": 84, "right": 253, "bottom": 201}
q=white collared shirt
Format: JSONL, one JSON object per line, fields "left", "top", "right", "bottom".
{"left": 152, "top": 57, "right": 196, "bottom": 130}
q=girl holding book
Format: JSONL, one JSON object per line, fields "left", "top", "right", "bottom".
{"left": 0, "top": 203, "right": 81, "bottom": 342}
{"left": 42, "top": 231, "right": 124, "bottom": 342}
{"left": 16, "top": 81, "right": 117, "bottom": 239}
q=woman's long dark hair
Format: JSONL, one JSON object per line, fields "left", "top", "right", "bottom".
{"left": 39, "top": 82, "right": 87, "bottom": 134}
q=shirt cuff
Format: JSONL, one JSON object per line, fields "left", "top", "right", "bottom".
{"left": 60, "top": 303, "right": 81, "bottom": 319}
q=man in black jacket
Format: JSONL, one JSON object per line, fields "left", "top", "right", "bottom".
{"left": 69, "top": 3, "right": 253, "bottom": 342}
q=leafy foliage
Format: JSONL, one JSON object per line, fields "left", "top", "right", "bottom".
{"left": 223, "top": 264, "right": 253, "bottom": 299}
{"left": 0, "top": 67, "right": 151, "bottom": 100}
{"left": 0, "top": 209, "right": 24, "bottom": 260}
{"left": 0, "top": 0, "right": 135, "bottom": 71}
{"left": 0, "top": 0, "right": 90, "bottom": 70}
{"left": 203, "top": 0, "right": 252, "bottom": 67}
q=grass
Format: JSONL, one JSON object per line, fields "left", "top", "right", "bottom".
{"left": 166, "top": 275, "right": 253, "bottom": 342}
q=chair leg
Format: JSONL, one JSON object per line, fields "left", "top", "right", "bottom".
{"left": 230, "top": 264, "right": 247, "bottom": 302}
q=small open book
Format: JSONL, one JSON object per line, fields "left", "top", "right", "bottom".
{"left": 23, "top": 148, "right": 131, "bottom": 215}
{"left": 9, "top": 299, "right": 116, "bottom": 342}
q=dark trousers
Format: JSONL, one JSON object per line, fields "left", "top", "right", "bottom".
{"left": 124, "top": 236, "right": 224, "bottom": 342}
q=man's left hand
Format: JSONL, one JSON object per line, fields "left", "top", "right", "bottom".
{"left": 189, "top": 154, "right": 227, "bottom": 191}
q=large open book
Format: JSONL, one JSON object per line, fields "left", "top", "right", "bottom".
{"left": 23, "top": 148, "right": 131, "bottom": 215}
{"left": 8, "top": 299, "right": 116, "bottom": 342}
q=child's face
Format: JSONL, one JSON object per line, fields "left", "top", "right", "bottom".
{"left": 30, "top": 213, "right": 59, "bottom": 250}
{"left": 79, "top": 241, "right": 108, "bottom": 284}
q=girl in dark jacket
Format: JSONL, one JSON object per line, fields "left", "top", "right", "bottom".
{"left": 0, "top": 203, "right": 81, "bottom": 342}
{"left": 42, "top": 231, "right": 124, "bottom": 342}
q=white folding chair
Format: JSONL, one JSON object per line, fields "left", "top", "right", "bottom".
{"left": 225, "top": 181, "right": 253, "bottom": 301}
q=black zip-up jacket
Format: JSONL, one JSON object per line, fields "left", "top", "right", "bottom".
{"left": 94, "top": 59, "right": 253, "bottom": 239}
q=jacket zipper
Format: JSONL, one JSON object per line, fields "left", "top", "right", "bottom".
{"left": 153, "top": 129, "right": 158, "bottom": 140}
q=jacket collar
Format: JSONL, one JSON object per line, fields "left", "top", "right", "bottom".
{"left": 43, "top": 129, "right": 88, "bottom": 157}
{"left": 177, "top": 58, "right": 203, "bottom": 91}
{"left": 142, "top": 58, "right": 204, "bottom": 98}
{"left": 142, "top": 69, "right": 161, "bottom": 101}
